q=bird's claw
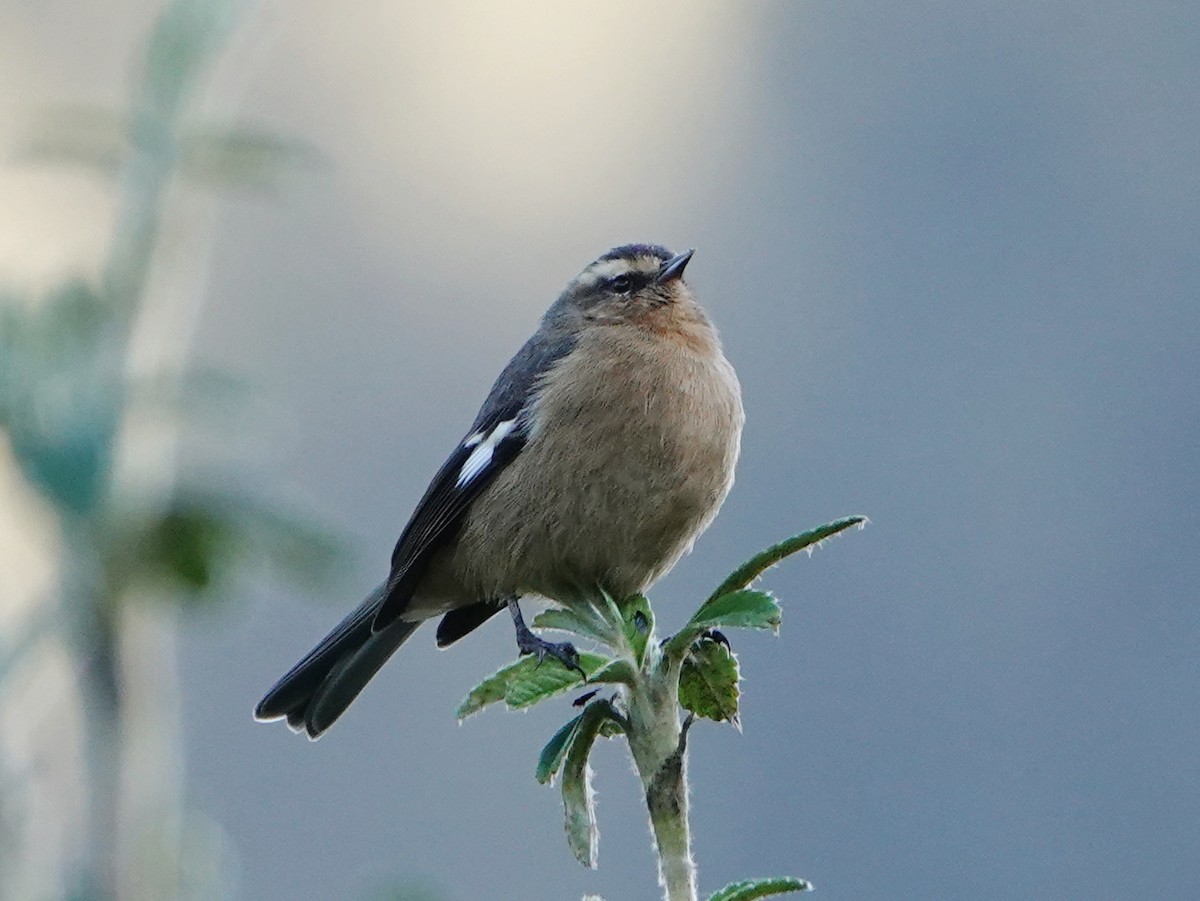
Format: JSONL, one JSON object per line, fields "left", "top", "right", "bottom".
{"left": 521, "top": 633, "right": 585, "bottom": 678}
{"left": 508, "top": 598, "right": 587, "bottom": 678}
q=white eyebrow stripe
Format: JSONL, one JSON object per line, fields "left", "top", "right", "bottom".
{"left": 456, "top": 419, "right": 518, "bottom": 487}
{"left": 577, "top": 256, "right": 660, "bottom": 288}
{"left": 586, "top": 259, "right": 635, "bottom": 282}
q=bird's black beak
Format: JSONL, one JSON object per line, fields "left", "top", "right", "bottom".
{"left": 656, "top": 249, "right": 694, "bottom": 284}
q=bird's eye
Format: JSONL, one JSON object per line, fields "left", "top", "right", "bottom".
{"left": 608, "top": 274, "right": 634, "bottom": 294}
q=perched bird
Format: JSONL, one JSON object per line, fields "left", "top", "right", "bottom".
{"left": 255, "top": 244, "right": 743, "bottom": 738}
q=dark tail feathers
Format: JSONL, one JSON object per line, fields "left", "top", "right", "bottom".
{"left": 254, "top": 584, "right": 420, "bottom": 739}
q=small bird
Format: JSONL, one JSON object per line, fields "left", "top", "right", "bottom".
{"left": 254, "top": 244, "right": 743, "bottom": 738}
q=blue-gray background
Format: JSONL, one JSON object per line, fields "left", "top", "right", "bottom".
{"left": 5, "top": 2, "right": 1197, "bottom": 899}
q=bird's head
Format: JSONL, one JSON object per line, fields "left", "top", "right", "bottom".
{"left": 554, "top": 244, "right": 698, "bottom": 326}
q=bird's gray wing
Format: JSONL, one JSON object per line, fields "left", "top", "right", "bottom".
{"left": 373, "top": 403, "right": 528, "bottom": 627}
{"left": 373, "top": 325, "right": 578, "bottom": 629}
{"left": 254, "top": 325, "right": 576, "bottom": 737}
{"left": 254, "top": 402, "right": 528, "bottom": 738}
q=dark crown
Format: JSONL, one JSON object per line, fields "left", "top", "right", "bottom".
{"left": 597, "top": 243, "right": 674, "bottom": 264}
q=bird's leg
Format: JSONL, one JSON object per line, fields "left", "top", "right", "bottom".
{"left": 507, "top": 598, "right": 585, "bottom": 677}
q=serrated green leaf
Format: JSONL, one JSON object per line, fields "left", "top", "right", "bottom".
{"left": 455, "top": 652, "right": 609, "bottom": 720}
{"left": 621, "top": 594, "right": 654, "bottom": 666}
{"left": 561, "top": 701, "right": 613, "bottom": 868}
{"left": 505, "top": 652, "right": 607, "bottom": 709}
{"left": 598, "top": 588, "right": 624, "bottom": 630}
{"left": 706, "top": 876, "right": 813, "bottom": 901}
{"left": 665, "top": 590, "right": 782, "bottom": 659}
{"left": 707, "top": 516, "right": 867, "bottom": 604}
{"left": 586, "top": 658, "right": 637, "bottom": 687}
{"left": 456, "top": 657, "right": 531, "bottom": 720}
{"left": 679, "top": 638, "right": 740, "bottom": 727}
{"left": 533, "top": 607, "right": 616, "bottom": 647}
{"left": 693, "top": 590, "right": 782, "bottom": 632}
{"left": 536, "top": 712, "right": 585, "bottom": 785}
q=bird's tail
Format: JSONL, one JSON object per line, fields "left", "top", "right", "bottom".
{"left": 254, "top": 584, "right": 420, "bottom": 739}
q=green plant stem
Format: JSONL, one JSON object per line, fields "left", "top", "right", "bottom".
{"left": 483, "top": 522, "right": 864, "bottom": 897}
{"left": 104, "top": 0, "right": 240, "bottom": 318}
{"left": 624, "top": 648, "right": 696, "bottom": 901}
{"left": 61, "top": 517, "right": 121, "bottom": 900}
{"left": 642, "top": 720, "right": 695, "bottom": 901}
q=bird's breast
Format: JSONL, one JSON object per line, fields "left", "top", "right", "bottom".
{"left": 448, "top": 321, "right": 743, "bottom": 604}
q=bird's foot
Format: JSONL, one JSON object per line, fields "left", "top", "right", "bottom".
{"left": 507, "top": 599, "right": 586, "bottom": 677}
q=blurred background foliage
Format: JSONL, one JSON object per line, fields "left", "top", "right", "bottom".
{"left": 0, "top": 2, "right": 340, "bottom": 898}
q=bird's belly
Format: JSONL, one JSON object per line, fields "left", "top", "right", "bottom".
{"left": 447, "top": 345, "right": 742, "bottom": 604}
{"left": 454, "top": 447, "right": 726, "bottom": 602}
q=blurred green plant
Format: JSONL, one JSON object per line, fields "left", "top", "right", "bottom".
{"left": 0, "top": 2, "right": 330, "bottom": 899}
{"left": 458, "top": 516, "right": 867, "bottom": 901}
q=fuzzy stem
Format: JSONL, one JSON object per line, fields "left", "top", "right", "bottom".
{"left": 645, "top": 718, "right": 695, "bottom": 901}
{"left": 624, "top": 646, "right": 696, "bottom": 901}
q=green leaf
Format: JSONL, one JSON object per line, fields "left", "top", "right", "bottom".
{"left": 561, "top": 701, "right": 614, "bottom": 868}
{"left": 664, "top": 590, "right": 782, "bottom": 659}
{"left": 455, "top": 658, "right": 528, "bottom": 720}
{"left": 505, "top": 652, "right": 608, "bottom": 709}
{"left": 455, "top": 652, "right": 609, "bottom": 720}
{"left": 586, "top": 658, "right": 637, "bottom": 687}
{"left": 125, "top": 365, "right": 251, "bottom": 420}
{"left": 98, "top": 485, "right": 344, "bottom": 607}
{"left": 692, "top": 590, "right": 782, "bottom": 632}
{"left": 0, "top": 279, "right": 119, "bottom": 514}
{"left": 536, "top": 698, "right": 623, "bottom": 786}
{"left": 707, "top": 516, "right": 868, "bottom": 604}
{"left": 179, "top": 124, "right": 323, "bottom": 191}
{"left": 707, "top": 876, "right": 813, "bottom": 901}
{"left": 598, "top": 588, "right": 625, "bottom": 633}
{"left": 533, "top": 607, "right": 616, "bottom": 647}
{"left": 536, "top": 712, "right": 585, "bottom": 784}
{"left": 14, "top": 105, "right": 128, "bottom": 175}
{"left": 679, "top": 638, "right": 741, "bottom": 728}
{"left": 143, "top": 504, "right": 230, "bottom": 590}
{"left": 621, "top": 594, "right": 654, "bottom": 666}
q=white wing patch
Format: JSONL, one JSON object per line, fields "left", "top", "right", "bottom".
{"left": 456, "top": 419, "right": 517, "bottom": 487}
